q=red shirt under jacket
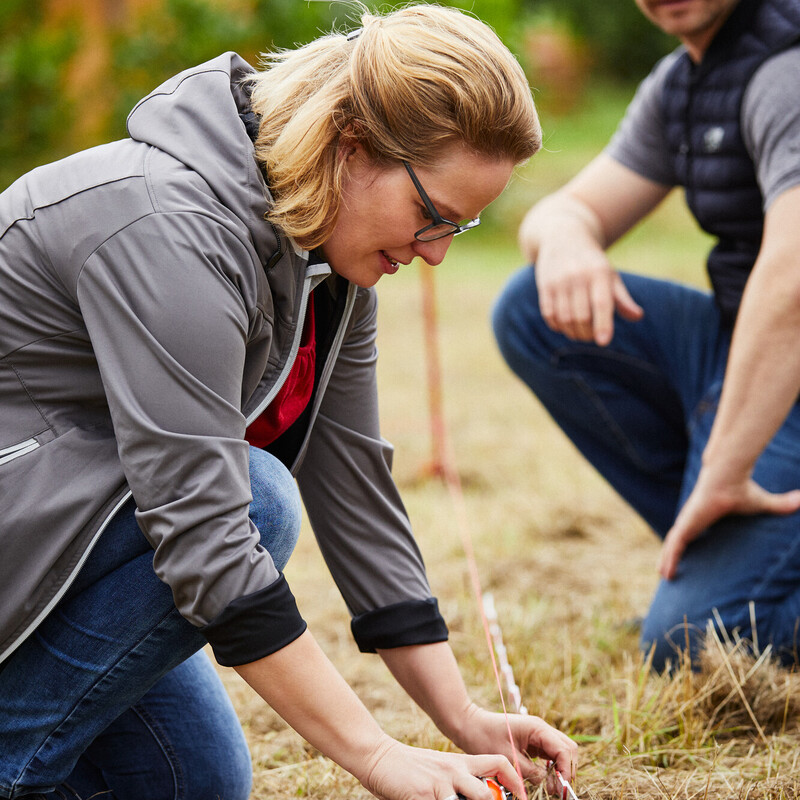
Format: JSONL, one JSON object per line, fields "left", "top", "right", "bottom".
{"left": 245, "top": 297, "right": 315, "bottom": 448}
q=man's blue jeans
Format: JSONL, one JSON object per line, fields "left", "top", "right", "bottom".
{"left": 493, "top": 267, "right": 800, "bottom": 671}
{"left": 0, "top": 447, "right": 302, "bottom": 799}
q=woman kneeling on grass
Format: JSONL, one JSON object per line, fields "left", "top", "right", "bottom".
{"left": 0, "top": 5, "right": 576, "bottom": 798}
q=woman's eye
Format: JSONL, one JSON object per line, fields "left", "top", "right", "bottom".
{"left": 419, "top": 205, "right": 433, "bottom": 221}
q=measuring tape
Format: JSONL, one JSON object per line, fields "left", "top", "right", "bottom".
{"left": 483, "top": 594, "right": 579, "bottom": 800}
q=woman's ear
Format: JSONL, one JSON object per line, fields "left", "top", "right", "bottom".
{"left": 337, "top": 135, "right": 365, "bottom": 165}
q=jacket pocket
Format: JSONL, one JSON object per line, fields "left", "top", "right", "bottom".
{"left": 0, "top": 437, "right": 41, "bottom": 466}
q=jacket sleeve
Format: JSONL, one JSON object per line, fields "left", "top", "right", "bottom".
{"left": 77, "top": 211, "right": 305, "bottom": 665}
{"left": 296, "top": 287, "right": 448, "bottom": 652}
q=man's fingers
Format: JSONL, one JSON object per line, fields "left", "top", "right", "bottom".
{"left": 571, "top": 284, "right": 595, "bottom": 341}
{"left": 658, "top": 500, "right": 711, "bottom": 580}
{"left": 539, "top": 268, "right": 642, "bottom": 345}
{"left": 658, "top": 529, "right": 685, "bottom": 580}
{"left": 592, "top": 271, "right": 643, "bottom": 346}
{"left": 613, "top": 275, "right": 644, "bottom": 321}
{"left": 554, "top": 285, "right": 579, "bottom": 339}
{"left": 659, "top": 484, "right": 800, "bottom": 580}
{"left": 590, "top": 273, "right": 616, "bottom": 345}
{"left": 761, "top": 488, "right": 800, "bottom": 515}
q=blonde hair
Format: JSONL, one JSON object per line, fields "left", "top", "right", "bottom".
{"left": 247, "top": 4, "right": 541, "bottom": 249}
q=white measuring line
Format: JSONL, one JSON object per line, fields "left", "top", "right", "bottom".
{"left": 482, "top": 593, "right": 579, "bottom": 800}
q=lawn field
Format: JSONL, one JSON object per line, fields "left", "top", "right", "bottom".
{"left": 216, "top": 84, "right": 800, "bottom": 799}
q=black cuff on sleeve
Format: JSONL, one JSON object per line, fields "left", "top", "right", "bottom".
{"left": 201, "top": 574, "right": 307, "bottom": 667}
{"left": 350, "top": 597, "right": 448, "bottom": 653}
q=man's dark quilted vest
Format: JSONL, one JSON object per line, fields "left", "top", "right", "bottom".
{"left": 661, "top": 0, "right": 800, "bottom": 325}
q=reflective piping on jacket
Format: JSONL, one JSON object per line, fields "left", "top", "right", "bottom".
{"left": 289, "top": 280, "right": 358, "bottom": 472}
{"left": 0, "top": 437, "right": 40, "bottom": 466}
{"left": 0, "top": 489, "right": 133, "bottom": 666}
{"left": 245, "top": 261, "right": 330, "bottom": 426}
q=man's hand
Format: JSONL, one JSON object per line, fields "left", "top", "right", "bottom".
{"left": 535, "top": 252, "right": 643, "bottom": 346}
{"left": 517, "top": 156, "right": 664, "bottom": 347}
{"left": 658, "top": 466, "right": 800, "bottom": 580}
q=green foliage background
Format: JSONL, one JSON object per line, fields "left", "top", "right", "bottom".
{"left": 522, "top": 0, "right": 675, "bottom": 80}
{"left": 0, "top": 0, "right": 79, "bottom": 187}
{"left": 0, "top": 0, "right": 676, "bottom": 191}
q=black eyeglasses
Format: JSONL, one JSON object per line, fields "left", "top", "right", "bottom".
{"left": 403, "top": 161, "right": 481, "bottom": 242}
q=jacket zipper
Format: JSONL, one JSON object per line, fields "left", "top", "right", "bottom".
{"left": 265, "top": 222, "right": 285, "bottom": 271}
{"left": 245, "top": 277, "right": 312, "bottom": 426}
{"left": 0, "top": 437, "right": 41, "bottom": 466}
{"left": 289, "top": 282, "right": 358, "bottom": 471}
{"left": 0, "top": 489, "right": 132, "bottom": 665}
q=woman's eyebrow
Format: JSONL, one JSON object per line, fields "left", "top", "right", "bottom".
{"left": 430, "top": 193, "right": 468, "bottom": 222}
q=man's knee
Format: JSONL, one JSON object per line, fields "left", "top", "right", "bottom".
{"left": 639, "top": 599, "right": 798, "bottom": 673}
{"left": 640, "top": 614, "right": 709, "bottom": 672}
{"left": 492, "top": 265, "right": 562, "bottom": 386}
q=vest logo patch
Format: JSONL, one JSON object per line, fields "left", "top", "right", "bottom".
{"left": 703, "top": 126, "right": 725, "bottom": 153}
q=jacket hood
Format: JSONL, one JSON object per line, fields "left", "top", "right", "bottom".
{"left": 126, "top": 52, "right": 276, "bottom": 262}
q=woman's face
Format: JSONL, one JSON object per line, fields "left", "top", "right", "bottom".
{"left": 320, "top": 143, "right": 515, "bottom": 288}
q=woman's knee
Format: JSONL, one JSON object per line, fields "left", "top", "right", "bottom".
{"left": 67, "top": 733, "right": 251, "bottom": 800}
{"left": 184, "top": 729, "right": 252, "bottom": 800}
{"left": 248, "top": 448, "right": 302, "bottom": 571}
{"left": 72, "top": 652, "right": 254, "bottom": 800}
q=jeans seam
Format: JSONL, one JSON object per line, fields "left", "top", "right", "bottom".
{"left": 128, "top": 703, "right": 184, "bottom": 800}
{"left": 749, "top": 530, "right": 800, "bottom": 604}
{"left": 686, "top": 380, "right": 722, "bottom": 438}
{"left": 14, "top": 606, "right": 200, "bottom": 794}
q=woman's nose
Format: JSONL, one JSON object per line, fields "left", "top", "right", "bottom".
{"left": 411, "top": 235, "right": 453, "bottom": 266}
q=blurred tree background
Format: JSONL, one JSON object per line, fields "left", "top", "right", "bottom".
{"left": 0, "top": 0, "right": 676, "bottom": 191}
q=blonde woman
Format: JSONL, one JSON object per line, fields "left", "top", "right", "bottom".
{"left": 0, "top": 5, "right": 576, "bottom": 799}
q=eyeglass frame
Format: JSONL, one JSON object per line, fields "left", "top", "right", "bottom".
{"left": 402, "top": 161, "right": 481, "bottom": 242}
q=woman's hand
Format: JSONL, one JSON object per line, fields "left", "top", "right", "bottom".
{"left": 379, "top": 642, "right": 578, "bottom": 794}
{"left": 451, "top": 704, "right": 578, "bottom": 788}
{"left": 363, "top": 738, "right": 525, "bottom": 800}
{"left": 238, "top": 634, "right": 573, "bottom": 800}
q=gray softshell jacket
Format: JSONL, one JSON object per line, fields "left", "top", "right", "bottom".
{"left": 0, "top": 53, "right": 447, "bottom": 666}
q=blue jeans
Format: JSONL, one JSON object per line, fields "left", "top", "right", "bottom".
{"left": 493, "top": 267, "right": 800, "bottom": 671}
{"left": 0, "top": 447, "right": 302, "bottom": 799}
